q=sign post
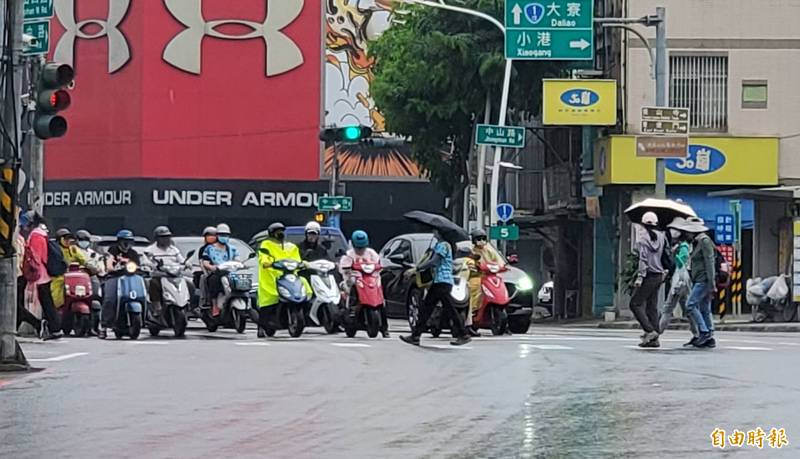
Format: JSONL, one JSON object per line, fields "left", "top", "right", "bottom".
{"left": 637, "top": 106, "right": 690, "bottom": 158}
{"left": 505, "top": 0, "right": 594, "bottom": 60}
{"left": 476, "top": 124, "right": 526, "bottom": 149}
{"left": 491, "top": 203, "right": 519, "bottom": 242}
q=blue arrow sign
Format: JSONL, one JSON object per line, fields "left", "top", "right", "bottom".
{"left": 497, "top": 203, "right": 515, "bottom": 223}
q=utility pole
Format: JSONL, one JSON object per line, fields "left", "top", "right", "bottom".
{"left": 0, "top": 0, "right": 29, "bottom": 370}
{"left": 329, "top": 140, "right": 340, "bottom": 229}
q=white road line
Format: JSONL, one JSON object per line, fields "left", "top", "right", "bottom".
{"left": 778, "top": 342, "right": 800, "bottom": 346}
{"left": 28, "top": 352, "right": 88, "bottom": 362}
{"left": 527, "top": 344, "right": 573, "bottom": 350}
{"left": 331, "top": 343, "right": 371, "bottom": 348}
{"left": 726, "top": 346, "right": 772, "bottom": 351}
{"left": 235, "top": 342, "right": 271, "bottom": 346}
{"left": 425, "top": 344, "right": 473, "bottom": 350}
{"left": 129, "top": 341, "right": 169, "bottom": 345}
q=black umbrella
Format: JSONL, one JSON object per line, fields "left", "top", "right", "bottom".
{"left": 624, "top": 198, "right": 697, "bottom": 230}
{"left": 403, "top": 211, "right": 469, "bottom": 244}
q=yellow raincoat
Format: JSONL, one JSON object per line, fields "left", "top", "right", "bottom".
{"left": 52, "top": 244, "right": 87, "bottom": 308}
{"left": 467, "top": 243, "right": 504, "bottom": 313}
{"left": 257, "top": 238, "right": 309, "bottom": 307}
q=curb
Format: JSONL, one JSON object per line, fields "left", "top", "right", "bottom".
{"left": 593, "top": 322, "right": 800, "bottom": 333}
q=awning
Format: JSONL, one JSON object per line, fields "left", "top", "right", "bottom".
{"left": 708, "top": 186, "right": 800, "bottom": 201}
{"left": 670, "top": 189, "right": 754, "bottom": 229}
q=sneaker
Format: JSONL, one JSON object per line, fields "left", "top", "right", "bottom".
{"left": 467, "top": 328, "right": 481, "bottom": 338}
{"left": 400, "top": 335, "right": 420, "bottom": 346}
{"left": 693, "top": 332, "right": 712, "bottom": 347}
{"left": 43, "top": 330, "right": 63, "bottom": 341}
{"left": 683, "top": 337, "right": 699, "bottom": 347}
{"left": 257, "top": 327, "right": 266, "bottom": 339}
{"left": 98, "top": 328, "right": 108, "bottom": 340}
{"left": 39, "top": 319, "right": 48, "bottom": 339}
{"left": 701, "top": 338, "right": 717, "bottom": 348}
{"left": 644, "top": 331, "right": 659, "bottom": 343}
{"left": 450, "top": 336, "right": 472, "bottom": 346}
{"left": 381, "top": 330, "right": 390, "bottom": 338}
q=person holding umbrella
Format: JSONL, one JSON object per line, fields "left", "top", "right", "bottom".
{"left": 658, "top": 217, "right": 699, "bottom": 342}
{"left": 631, "top": 211, "right": 668, "bottom": 347}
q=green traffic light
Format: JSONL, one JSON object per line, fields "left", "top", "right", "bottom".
{"left": 342, "top": 126, "right": 362, "bottom": 141}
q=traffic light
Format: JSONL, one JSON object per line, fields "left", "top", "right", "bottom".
{"left": 33, "top": 62, "right": 75, "bottom": 139}
{"left": 319, "top": 125, "right": 373, "bottom": 143}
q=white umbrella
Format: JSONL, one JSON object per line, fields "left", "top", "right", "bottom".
{"left": 624, "top": 198, "right": 697, "bottom": 228}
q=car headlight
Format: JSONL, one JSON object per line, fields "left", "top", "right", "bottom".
{"left": 278, "top": 287, "right": 291, "bottom": 298}
{"left": 517, "top": 276, "right": 534, "bottom": 291}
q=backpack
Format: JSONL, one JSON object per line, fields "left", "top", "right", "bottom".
{"left": 46, "top": 239, "right": 67, "bottom": 277}
{"left": 714, "top": 247, "right": 730, "bottom": 288}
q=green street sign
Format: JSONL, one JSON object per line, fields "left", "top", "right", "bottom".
{"left": 505, "top": 0, "right": 594, "bottom": 60}
{"left": 489, "top": 225, "right": 520, "bottom": 241}
{"left": 318, "top": 196, "right": 353, "bottom": 212}
{"left": 22, "top": 20, "right": 50, "bottom": 56}
{"left": 24, "top": 0, "right": 54, "bottom": 21}
{"left": 476, "top": 124, "right": 526, "bottom": 149}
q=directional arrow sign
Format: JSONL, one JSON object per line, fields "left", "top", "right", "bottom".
{"left": 318, "top": 196, "right": 353, "bottom": 212}
{"left": 505, "top": 0, "right": 594, "bottom": 61}
{"left": 476, "top": 124, "right": 526, "bottom": 149}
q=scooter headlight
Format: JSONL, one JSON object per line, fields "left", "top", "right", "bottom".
{"left": 278, "top": 286, "right": 291, "bottom": 298}
{"left": 75, "top": 285, "right": 87, "bottom": 296}
{"left": 125, "top": 261, "right": 138, "bottom": 274}
{"left": 487, "top": 264, "right": 500, "bottom": 274}
{"left": 361, "top": 264, "right": 375, "bottom": 274}
{"left": 517, "top": 276, "right": 534, "bottom": 291}
{"left": 284, "top": 261, "right": 298, "bottom": 271}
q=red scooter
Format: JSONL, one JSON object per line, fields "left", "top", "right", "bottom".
{"left": 342, "top": 259, "right": 385, "bottom": 338}
{"left": 61, "top": 263, "right": 94, "bottom": 337}
{"left": 472, "top": 261, "right": 511, "bottom": 335}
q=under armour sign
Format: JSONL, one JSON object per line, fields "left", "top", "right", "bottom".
{"left": 162, "top": 0, "right": 305, "bottom": 77}
{"left": 53, "top": 0, "right": 132, "bottom": 74}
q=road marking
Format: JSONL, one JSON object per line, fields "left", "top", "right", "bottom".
{"left": 726, "top": 346, "right": 772, "bottom": 351}
{"left": 331, "top": 343, "right": 371, "bottom": 348}
{"left": 425, "top": 344, "right": 473, "bottom": 350}
{"left": 128, "top": 341, "right": 169, "bottom": 345}
{"left": 779, "top": 342, "right": 800, "bottom": 346}
{"left": 235, "top": 342, "right": 271, "bottom": 346}
{"left": 527, "top": 344, "right": 573, "bottom": 350}
{"left": 28, "top": 352, "right": 88, "bottom": 362}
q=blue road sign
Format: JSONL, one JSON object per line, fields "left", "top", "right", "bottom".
{"left": 714, "top": 214, "right": 734, "bottom": 244}
{"left": 497, "top": 203, "right": 515, "bottom": 223}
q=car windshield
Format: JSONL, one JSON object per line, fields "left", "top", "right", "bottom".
{"left": 173, "top": 237, "right": 255, "bottom": 267}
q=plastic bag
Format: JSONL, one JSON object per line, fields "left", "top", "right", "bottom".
{"left": 767, "top": 275, "right": 789, "bottom": 301}
{"left": 746, "top": 277, "right": 765, "bottom": 305}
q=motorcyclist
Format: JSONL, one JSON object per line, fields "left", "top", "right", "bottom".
{"left": 465, "top": 229, "right": 504, "bottom": 337}
{"left": 75, "top": 229, "right": 104, "bottom": 276}
{"left": 257, "top": 222, "right": 303, "bottom": 333}
{"left": 339, "top": 230, "right": 389, "bottom": 338}
{"left": 144, "top": 226, "right": 186, "bottom": 317}
{"left": 99, "top": 229, "right": 142, "bottom": 339}
{"left": 195, "top": 226, "right": 217, "bottom": 308}
{"left": 299, "top": 221, "right": 330, "bottom": 261}
{"left": 51, "top": 228, "right": 87, "bottom": 310}
{"left": 201, "top": 223, "right": 239, "bottom": 316}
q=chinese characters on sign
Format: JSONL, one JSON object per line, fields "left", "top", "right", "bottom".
{"left": 714, "top": 214, "right": 734, "bottom": 244}
{"left": 475, "top": 125, "right": 526, "bottom": 149}
{"left": 635, "top": 136, "right": 689, "bottom": 158}
{"left": 710, "top": 427, "right": 789, "bottom": 449}
{"left": 505, "top": 0, "right": 594, "bottom": 60}
{"left": 542, "top": 79, "right": 617, "bottom": 126}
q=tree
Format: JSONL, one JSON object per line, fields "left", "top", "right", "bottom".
{"left": 370, "top": 0, "right": 566, "bottom": 214}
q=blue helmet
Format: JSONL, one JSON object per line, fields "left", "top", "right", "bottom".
{"left": 351, "top": 230, "right": 369, "bottom": 249}
{"left": 116, "top": 229, "right": 134, "bottom": 241}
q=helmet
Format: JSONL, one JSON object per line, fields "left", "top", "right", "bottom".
{"left": 216, "top": 223, "right": 231, "bottom": 235}
{"left": 305, "top": 221, "right": 321, "bottom": 235}
{"left": 116, "top": 229, "right": 134, "bottom": 241}
{"left": 641, "top": 211, "right": 659, "bottom": 227}
{"left": 202, "top": 226, "right": 217, "bottom": 236}
{"left": 268, "top": 222, "right": 286, "bottom": 237}
{"left": 55, "top": 228, "right": 73, "bottom": 239}
{"left": 153, "top": 225, "right": 172, "bottom": 238}
{"left": 75, "top": 229, "right": 91, "bottom": 241}
{"left": 471, "top": 228, "right": 487, "bottom": 242}
{"left": 351, "top": 230, "right": 369, "bottom": 249}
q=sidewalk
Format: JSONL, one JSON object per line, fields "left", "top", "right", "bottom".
{"left": 553, "top": 317, "right": 800, "bottom": 333}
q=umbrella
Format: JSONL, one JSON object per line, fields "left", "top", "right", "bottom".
{"left": 624, "top": 198, "right": 697, "bottom": 229}
{"left": 403, "top": 211, "right": 469, "bottom": 244}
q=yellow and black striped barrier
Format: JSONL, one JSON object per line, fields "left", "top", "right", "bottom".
{"left": 718, "top": 285, "right": 728, "bottom": 318}
{"left": 0, "top": 167, "right": 15, "bottom": 257}
{"left": 730, "top": 259, "right": 743, "bottom": 317}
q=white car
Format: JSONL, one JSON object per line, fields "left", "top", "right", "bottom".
{"left": 537, "top": 281, "right": 553, "bottom": 305}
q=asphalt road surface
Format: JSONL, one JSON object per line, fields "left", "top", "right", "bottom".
{"left": 1, "top": 321, "right": 798, "bottom": 458}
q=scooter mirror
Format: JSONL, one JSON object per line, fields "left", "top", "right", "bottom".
{"left": 507, "top": 254, "right": 520, "bottom": 264}
{"left": 247, "top": 251, "right": 257, "bottom": 259}
{"left": 186, "top": 249, "right": 196, "bottom": 259}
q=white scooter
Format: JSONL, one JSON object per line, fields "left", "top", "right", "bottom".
{"left": 147, "top": 261, "right": 192, "bottom": 338}
{"left": 203, "top": 254, "right": 255, "bottom": 334}
{"left": 305, "top": 259, "right": 342, "bottom": 334}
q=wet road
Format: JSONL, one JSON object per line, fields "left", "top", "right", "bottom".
{"left": 1, "top": 321, "right": 799, "bottom": 458}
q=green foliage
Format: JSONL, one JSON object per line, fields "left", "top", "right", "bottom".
{"left": 370, "top": 1, "right": 566, "bottom": 197}
{"left": 620, "top": 250, "right": 640, "bottom": 296}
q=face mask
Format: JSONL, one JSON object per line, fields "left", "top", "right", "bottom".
{"left": 78, "top": 240, "right": 90, "bottom": 250}
{"left": 119, "top": 242, "right": 132, "bottom": 252}
{"left": 476, "top": 239, "right": 487, "bottom": 248}
{"left": 218, "top": 236, "right": 230, "bottom": 244}
{"left": 669, "top": 229, "right": 681, "bottom": 240}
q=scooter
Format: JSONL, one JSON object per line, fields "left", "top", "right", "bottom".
{"left": 108, "top": 260, "right": 149, "bottom": 340}
{"left": 305, "top": 259, "right": 342, "bottom": 334}
{"left": 146, "top": 261, "right": 191, "bottom": 338}
{"left": 260, "top": 258, "right": 308, "bottom": 338}
{"left": 471, "top": 261, "right": 511, "bottom": 335}
{"left": 341, "top": 259, "right": 385, "bottom": 338}
{"left": 202, "top": 255, "right": 254, "bottom": 334}
{"left": 61, "top": 263, "right": 93, "bottom": 337}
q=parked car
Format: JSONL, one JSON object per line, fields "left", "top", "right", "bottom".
{"left": 249, "top": 226, "right": 349, "bottom": 261}
{"left": 379, "top": 233, "right": 535, "bottom": 334}
{"left": 91, "top": 235, "right": 151, "bottom": 256}
{"left": 172, "top": 236, "right": 258, "bottom": 310}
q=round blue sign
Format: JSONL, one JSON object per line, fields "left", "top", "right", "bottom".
{"left": 665, "top": 145, "right": 726, "bottom": 175}
{"left": 560, "top": 89, "right": 600, "bottom": 107}
{"left": 524, "top": 3, "right": 545, "bottom": 24}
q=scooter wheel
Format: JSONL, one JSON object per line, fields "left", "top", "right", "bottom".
{"left": 345, "top": 327, "right": 357, "bottom": 338}
{"left": 148, "top": 326, "right": 160, "bottom": 337}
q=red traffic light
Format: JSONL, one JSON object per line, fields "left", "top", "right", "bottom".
{"left": 40, "top": 89, "right": 71, "bottom": 112}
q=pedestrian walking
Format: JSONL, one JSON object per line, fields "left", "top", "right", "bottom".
{"left": 19, "top": 211, "right": 63, "bottom": 340}
{"left": 658, "top": 217, "right": 699, "bottom": 340}
{"left": 630, "top": 211, "right": 668, "bottom": 348}
{"left": 673, "top": 217, "right": 717, "bottom": 348}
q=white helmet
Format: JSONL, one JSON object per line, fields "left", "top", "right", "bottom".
{"left": 641, "top": 211, "right": 659, "bottom": 227}
{"left": 216, "top": 223, "right": 231, "bottom": 235}
{"left": 305, "top": 221, "right": 321, "bottom": 234}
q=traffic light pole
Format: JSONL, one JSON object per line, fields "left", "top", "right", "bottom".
{"left": 329, "top": 140, "right": 340, "bottom": 228}
{"left": 0, "top": 0, "right": 29, "bottom": 370}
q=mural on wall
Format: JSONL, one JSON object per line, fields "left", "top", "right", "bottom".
{"left": 324, "top": 0, "right": 423, "bottom": 179}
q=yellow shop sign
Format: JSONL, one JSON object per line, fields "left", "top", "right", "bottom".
{"left": 595, "top": 136, "right": 778, "bottom": 186}
{"left": 543, "top": 79, "right": 617, "bottom": 126}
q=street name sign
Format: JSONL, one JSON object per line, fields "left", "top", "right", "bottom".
{"left": 489, "top": 225, "right": 520, "bottom": 241}
{"left": 318, "top": 196, "right": 353, "bottom": 212}
{"left": 641, "top": 106, "right": 690, "bottom": 135}
{"left": 476, "top": 124, "right": 526, "bottom": 149}
{"left": 22, "top": 20, "right": 50, "bottom": 56}
{"left": 24, "top": 0, "right": 54, "bottom": 21}
{"left": 505, "top": 0, "right": 594, "bottom": 60}
{"left": 635, "top": 136, "right": 688, "bottom": 158}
